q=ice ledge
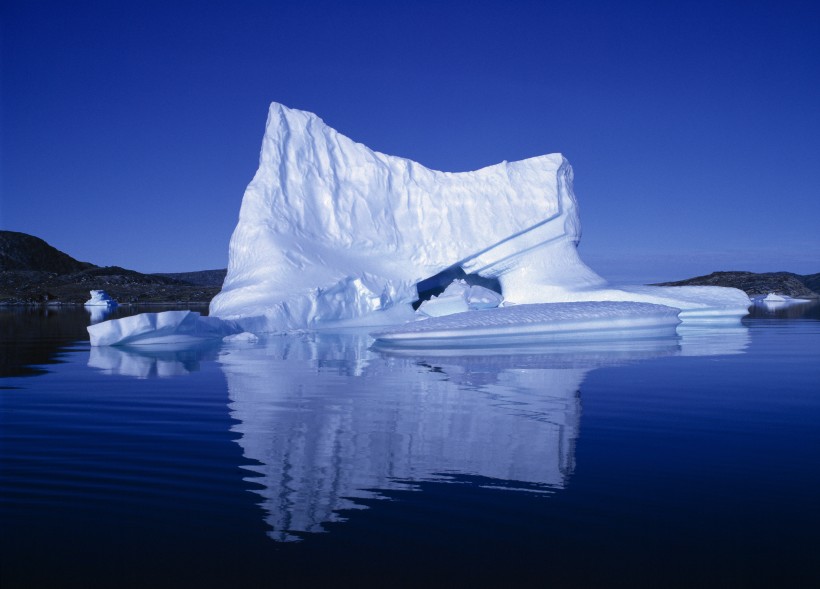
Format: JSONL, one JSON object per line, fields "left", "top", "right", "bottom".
{"left": 372, "top": 302, "right": 682, "bottom": 348}
{"left": 87, "top": 311, "right": 239, "bottom": 347}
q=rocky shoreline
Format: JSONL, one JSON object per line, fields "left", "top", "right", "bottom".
{"left": 0, "top": 231, "right": 225, "bottom": 305}
{"left": 656, "top": 271, "right": 819, "bottom": 299}
{"left": 0, "top": 267, "right": 225, "bottom": 305}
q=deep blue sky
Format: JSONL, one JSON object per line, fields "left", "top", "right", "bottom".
{"left": 2, "top": 0, "right": 818, "bottom": 282}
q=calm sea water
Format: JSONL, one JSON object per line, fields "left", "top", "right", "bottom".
{"left": 1, "top": 302, "right": 819, "bottom": 587}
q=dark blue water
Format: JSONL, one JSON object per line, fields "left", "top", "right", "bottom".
{"left": 1, "top": 303, "right": 819, "bottom": 587}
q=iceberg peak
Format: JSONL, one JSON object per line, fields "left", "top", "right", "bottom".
{"left": 210, "top": 102, "right": 604, "bottom": 332}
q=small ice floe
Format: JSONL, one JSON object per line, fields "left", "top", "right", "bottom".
{"left": 223, "top": 332, "right": 259, "bottom": 344}
{"left": 416, "top": 279, "right": 504, "bottom": 318}
{"left": 373, "top": 301, "right": 681, "bottom": 348}
{"left": 88, "top": 310, "right": 239, "bottom": 346}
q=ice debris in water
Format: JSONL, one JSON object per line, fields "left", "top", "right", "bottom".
{"left": 87, "top": 310, "right": 238, "bottom": 347}
{"left": 84, "top": 290, "right": 118, "bottom": 307}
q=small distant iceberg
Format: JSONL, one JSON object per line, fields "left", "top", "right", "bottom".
{"left": 84, "top": 289, "right": 118, "bottom": 307}
{"left": 87, "top": 310, "right": 239, "bottom": 347}
{"left": 752, "top": 293, "right": 813, "bottom": 308}
{"left": 84, "top": 290, "right": 118, "bottom": 323}
{"left": 762, "top": 293, "right": 788, "bottom": 303}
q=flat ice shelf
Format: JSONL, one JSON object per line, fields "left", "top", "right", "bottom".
{"left": 372, "top": 301, "right": 681, "bottom": 348}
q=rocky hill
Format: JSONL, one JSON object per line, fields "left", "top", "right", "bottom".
{"left": 657, "top": 271, "right": 820, "bottom": 298}
{"left": 0, "top": 231, "right": 225, "bottom": 304}
{"left": 0, "top": 231, "right": 95, "bottom": 274}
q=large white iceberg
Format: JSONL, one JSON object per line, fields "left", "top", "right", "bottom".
{"left": 209, "top": 103, "right": 749, "bottom": 333}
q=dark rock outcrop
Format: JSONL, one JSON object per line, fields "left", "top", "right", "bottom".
{"left": 0, "top": 230, "right": 95, "bottom": 274}
{"left": 153, "top": 269, "right": 227, "bottom": 287}
{"left": 0, "top": 231, "right": 225, "bottom": 305}
{"left": 656, "top": 271, "right": 819, "bottom": 299}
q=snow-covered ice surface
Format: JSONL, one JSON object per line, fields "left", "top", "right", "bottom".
{"left": 526, "top": 284, "right": 751, "bottom": 323}
{"left": 84, "top": 290, "right": 117, "bottom": 307}
{"left": 373, "top": 302, "right": 681, "bottom": 348}
{"left": 209, "top": 102, "right": 750, "bottom": 333}
{"left": 87, "top": 310, "right": 238, "bottom": 347}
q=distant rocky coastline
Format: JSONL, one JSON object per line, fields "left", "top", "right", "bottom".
{"left": 0, "top": 231, "right": 225, "bottom": 305}
{"left": 656, "top": 271, "right": 820, "bottom": 299}
{"left": 1, "top": 230, "right": 817, "bottom": 305}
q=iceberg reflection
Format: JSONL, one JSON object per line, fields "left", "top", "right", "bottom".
{"left": 86, "top": 305, "right": 113, "bottom": 324}
{"left": 220, "top": 333, "right": 687, "bottom": 542}
{"left": 677, "top": 324, "right": 750, "bottom": 356}
{"left": 87, "top": 324, "right": 750, "bottom": 542}
{"left": 88, "top": 343, "right": 220, "bottom": 378}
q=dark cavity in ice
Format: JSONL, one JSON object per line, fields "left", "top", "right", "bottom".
{"left": 413, "top": 265, "right": 502, "bottom": 309}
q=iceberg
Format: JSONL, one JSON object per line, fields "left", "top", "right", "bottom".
{"left": 85, "top": 290, "right": 118, "bottom": 323}
{"left": 87, "top": 310, "right": 238, "bottom": 347}
{"left": 84, "top": 290, "right": 117, "bottom": 307}
{"left": 753, "top": 293, "right": 812, "bottom": 307}
{"left": 209, "top": 103, "right": 749, "bottom": 333}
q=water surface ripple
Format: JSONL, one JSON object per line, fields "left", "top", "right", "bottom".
{"left": 1, "top": 306, "right": 819, "bottom": 587}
